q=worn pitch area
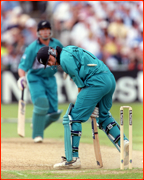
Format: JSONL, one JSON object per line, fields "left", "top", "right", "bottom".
{"left": 1, "top": 138, "right": 143, "bottom": 170}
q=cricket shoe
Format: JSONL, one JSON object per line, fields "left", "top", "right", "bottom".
{"left": 53, "top": 156, "right": 81, "bottom": 169}
{"left": 124, "top": 140, "right": 129, "bottom": 165}
{"left": 34, "top": 136, "right": 43, "bottom": 143}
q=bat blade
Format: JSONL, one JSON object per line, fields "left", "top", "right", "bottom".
{"left": 91, "top": 117, "right": 103, "bottom": 168}
{"left": 17, "top": 99, "right": 26, "bottom": 137}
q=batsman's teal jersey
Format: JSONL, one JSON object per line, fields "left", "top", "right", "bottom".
{"left": 60, "top": 46, "right": 128, "bottom": 158}
{"left": 60, "top": 45, "right": 116, "bottom": 122}
{"left": 60, "top": 46, "right": 111, "bottom": 88}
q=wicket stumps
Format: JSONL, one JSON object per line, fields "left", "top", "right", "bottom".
{"left": 120, "top": 106, "right": 132, "bottom": 170}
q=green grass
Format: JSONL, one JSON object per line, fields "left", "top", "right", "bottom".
{"left": 1, "top": 102, "right": 143, "bottom": 122}
{"left": 1, "top": 168, "right": 143, "bottom": 179}
{"left": 1, "top": 102, "right": 143, "bottom": 179}
{"left": 1, "top": 102, "right": 143, "bottom": 151}
{"left": 1, "top": 102, "right": 143, "bottom": 120}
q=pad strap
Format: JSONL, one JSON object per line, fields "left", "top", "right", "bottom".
{"left": 70, "top": 120, "right": 81, "bottom": 124}
{"left": 72, "top": 146, "right": 78, "bottom": 153}
{"left": 114, "top": 135, "right": 120, "bottom": 143}
{"left": 99, "top": 121, "right": 120, "bottom": 144}
{"left": 105, "top": 122, "right": 117, "bottom": 134}
{"left": 71, "top": 130, "right": 82, "bottom": 137}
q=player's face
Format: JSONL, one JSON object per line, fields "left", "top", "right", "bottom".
{"left": 39, "top": 28, "right": 51, "bottom": 39}
{"left": 47, "top": 54, "right": 56, "bottom": 66}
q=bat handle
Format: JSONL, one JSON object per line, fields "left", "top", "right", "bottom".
{"left": 21, "top": 89, "right": 24, "bottom": 101}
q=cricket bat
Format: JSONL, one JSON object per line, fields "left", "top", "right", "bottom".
{"left": 91, "top": 116, "right": 103, "bottom": 167}
{"left": 17, "top": 89, "right": 26, "bottom": 137}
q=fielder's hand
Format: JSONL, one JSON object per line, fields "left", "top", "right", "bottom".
{"left": 63, "top": 72, "right": 73, "bottom": 81}
{"left": 17, "top": 76, "right": 27, "bottom": 90}
{"left": 91, "top": 107, "right": 99, "bottom": 118}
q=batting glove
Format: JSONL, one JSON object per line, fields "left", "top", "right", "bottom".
{"left": 17, "top": 76, "right": 27, "bottom": 90}
{"left": 63, "top": 72, "right": 68, "bottom": 80}
{"left": 91, "top": 107, "right": 99, "bottom": 118}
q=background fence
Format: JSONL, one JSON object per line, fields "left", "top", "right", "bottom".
{"left": 1, "top": 69, "right": 143, "bottom": 104}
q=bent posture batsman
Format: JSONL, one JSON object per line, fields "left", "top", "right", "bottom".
{"left": 37, "top": 45, "right": 129, "bottom": 169}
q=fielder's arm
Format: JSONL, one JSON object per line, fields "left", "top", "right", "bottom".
{"left": 18, "top": 69, "right": 26, "bottom": 77}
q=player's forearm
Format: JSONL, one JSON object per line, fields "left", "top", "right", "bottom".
{"left": 18, "top": 69, "right": 26, "bottom": 77}
{"left": 78, "top": 88, "right": 82, "bottom": 93}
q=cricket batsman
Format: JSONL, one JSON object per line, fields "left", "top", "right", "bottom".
{"left": 17, "top": 20, "right": 63, "bottom": 143}
{"left": 36, "top": 45, "right": 129, "bottom": 169}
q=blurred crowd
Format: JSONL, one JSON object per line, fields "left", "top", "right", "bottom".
{"left": 1, "top": 1, "right": 143, "bottom": 72}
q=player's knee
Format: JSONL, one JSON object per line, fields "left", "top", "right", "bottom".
{"left": 72, "top": 122, "right": 82, "bottom": 133}
{"left": 63, "top": 103, "right": 74, "bottom": 125}
{"left": 33, "top": 97, "right": 49, "bottom": 115}
{"left": 100, "top": 117, "right": 119, "bottom": 133}
{"left": 48, "top": 110, "right": 63, "bottom": 122}
{"left": 63, "top": 103, "right": 82, "bottom": 135}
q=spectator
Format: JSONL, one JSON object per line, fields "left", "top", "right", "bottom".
{"left": 128, "top": 41, "right": 143, "bottom": 70}
{"left": 24, "top": 18, "right": 37, "bottom": 45}
{"left": 80, "top": 31, "right": 100, "bottom": 57}
{"left": 1, "top": 1, "right": 143, "bottom": 72}
{"left": 70, "top": 13, "right": 91, "bottom": 46}
{"left": 108, "top": 13, "right": 129, "bottom": 41}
